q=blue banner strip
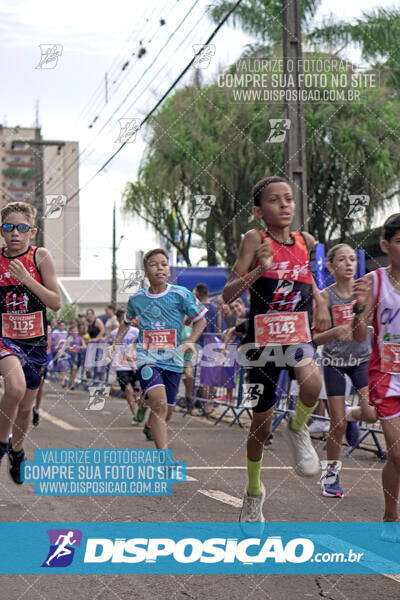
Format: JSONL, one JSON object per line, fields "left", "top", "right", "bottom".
{"left": 315, "top": 243, "right": 325, "bottom": 290}
{"left": 0, "top": 522, "right": 399, "bottom": 574}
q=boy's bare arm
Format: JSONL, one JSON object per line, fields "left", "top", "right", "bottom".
{"left": 302, "top": 231, "right": 331, "bottom": 332}
{"left": 353, "top": 274, "right": 374, "bottom": 342}
{"left": 186, "top": 317, "right": 206, "bottom": 343}
{"left": 222, "top": 230, "right": 272, "bottom": 303}
{"left": 8, "top": 248, "right": 61, "bottom": 311}
{"left": 113, "top": 321, "right": 130, "bottom": 346}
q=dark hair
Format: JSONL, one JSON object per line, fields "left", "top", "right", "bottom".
{"left": 327, "top": 243, "right": 354, "bottom": 263}
{"left": 383, "top": 213, "right": 400, "bottom": 241}
{"left": 106, "top": 304, "right": 116, "bottom": 312}
{"left": 252, "top": 176, "right": 290, "bottom": 207}
{"left": 143, "top": 248, "right": 169, "bottom": 266}
{"left": 194, "top": 282, "right": 209, "bottom": 297}
{"left": 116, "top": 309, "right": 125, "bottom": 319}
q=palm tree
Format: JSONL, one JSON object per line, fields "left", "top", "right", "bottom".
{"left": 208, "top": 2, "right": 400, "bottom": 85}
{"left": 208, "top": 0, "right": 321, "bottom": 45}
{"left": 309, "top": 8, "right": 400, "bottom": 88}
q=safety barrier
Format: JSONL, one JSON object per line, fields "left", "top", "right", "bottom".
{"left": 48, "top": 339, "right": 386, "bottom": 459}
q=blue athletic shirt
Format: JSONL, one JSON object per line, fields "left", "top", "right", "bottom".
{"left": 124, "top": 284, "right": 207, "bottom": 373}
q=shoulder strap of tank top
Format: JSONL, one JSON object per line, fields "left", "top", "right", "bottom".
{"left": 372, "top": 269, "right": 382, "bottom": 323}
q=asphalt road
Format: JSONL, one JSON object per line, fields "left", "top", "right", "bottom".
{"left": 1, "top": 380, "right": 399, "bottom": 600}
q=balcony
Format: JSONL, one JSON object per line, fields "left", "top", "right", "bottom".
{"left": 6, "top": 161, "right": 35, "bottom": 168}
{"left": 6, "top": 185, "right": 34, "bottom": 192}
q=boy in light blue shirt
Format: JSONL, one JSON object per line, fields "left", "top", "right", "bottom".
{"left": 113, "top": 248, "right": 206, "bottom": 449}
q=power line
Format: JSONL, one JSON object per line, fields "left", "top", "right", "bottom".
{"left": 45, "top": 3, "right": 174, "bottom": 184}
{"left": 78, "top": 3, "right": 158, "bottom": 122}
{"left": 119, "top": 10, "right": 210, "bottom": 122}
{"left": 86, "top": 0, "right": 202, "bottom": 136}
{"left": 84, "top": 0, "right": 175, "bottom": 128}
{"left": 64, "top": 0, "right": 244, "bottom": 205}
{"left": 47, "top": 0, "right": 207, "bottom": 191}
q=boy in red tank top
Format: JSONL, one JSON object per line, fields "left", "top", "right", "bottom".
{"left": 223, "top": 176, "right": 330, "bottom": 524}
{"left": 0, "top": 202, "right": 61, "bottom": 484}
{"left": 354, "top": 214, "right": 400, "bottom": 527}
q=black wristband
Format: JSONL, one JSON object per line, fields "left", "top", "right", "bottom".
{"left": 352, "top": 303, "right": 366, "bottom": 315}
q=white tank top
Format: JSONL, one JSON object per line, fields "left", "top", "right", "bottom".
{"left": 369, "top": 268, "right": 400, "bottom": 402}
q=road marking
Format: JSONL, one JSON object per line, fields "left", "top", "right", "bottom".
{"left": 75, "top": 426, "right": 216, "bottom": 431}
{"left": 185, "top": 475, "right": 197, "bottom": 482}
{"left": 39, "top": 410, "right": 78, "bottom": 431}
{"left": 188, "top": 466, "right": 383, "bottom": 471}
{"left": 198, "top": 489, "right": 242, "bottom": 508}
{"left": 385, "top": 575, "right": 400, "bottom": 583}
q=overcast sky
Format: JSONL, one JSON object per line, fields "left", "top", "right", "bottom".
{"left": 0, "top": 0, "right": 396, "bottom": 278}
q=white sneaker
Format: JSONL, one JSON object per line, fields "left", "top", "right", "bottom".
{"left": 283, "top": 418, "right": 320, "bottom": 477}
{"left": 308, "top": 420, "right": 330, "bottom": 434}
{"left": 131, "top": 416, "right": 140, "bottom": 426}
{"left": 239, "top": 483, "right": 266, "bottom": 523}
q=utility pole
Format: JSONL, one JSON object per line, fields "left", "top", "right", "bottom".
{"left": 282, "top": 0, "right": 308, "bottom": 231}
{"left": 16, "top": 132, "right": 66, "bottom": 246}
{"left": 111, "top": 199, "right": 117, "bottom": 306}
{"left": 111, "top": 200, "right": 124, "bottom": 306}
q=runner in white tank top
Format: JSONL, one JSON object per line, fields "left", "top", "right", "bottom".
{"left": 369, "top": 267, "right": 400, "bottom": 412}
{"left": 353, "top": 213, "right": 400, "bottom": 524}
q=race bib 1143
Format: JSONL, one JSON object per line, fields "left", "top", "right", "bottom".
{"left": 255, "top": 312, "right": 311, "bottom": 346}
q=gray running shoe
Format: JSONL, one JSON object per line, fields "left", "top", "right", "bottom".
{"left": 239, "top": 482, "right": 266, "bottom": 523}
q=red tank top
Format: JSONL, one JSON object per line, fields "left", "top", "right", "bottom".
{"left": 244, "top": 231, "right": 313, "bottom": 345}
{"left": 0, "top": 246, "right": 48, "bottom": 346}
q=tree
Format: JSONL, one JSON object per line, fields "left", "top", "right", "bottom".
{"left": 124, "top": 53, "right": 400, "bottom": 258}
{"left": 208, "top": 0, "right": 320, "bottom": 44}
{"left": 309, "top": 9, "right": 400, "bottom": 88}
{"left": 47, "top": 304, "right": 78, "bottom": 325}
{"left": 124, "top": 83, "right": 284, "bottom": 267}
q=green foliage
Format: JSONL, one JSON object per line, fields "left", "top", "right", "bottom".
{"left": 124, "top": 51, "right": 400, "bottom": 259}
{"left": 207, "top": 0, "right": 320, "bottom": 44}
{"left": 3, "top": 167, "right": 35, "bottom": 179}
{"left": 309, "top": 9, "right": 400, "bottom": 88}
{"left": 47, "top": 303, "right": 78, "bottom": 325}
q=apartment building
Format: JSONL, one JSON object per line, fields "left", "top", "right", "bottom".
{"left": 0, "top": 125, "right": 80, "bottom": 276}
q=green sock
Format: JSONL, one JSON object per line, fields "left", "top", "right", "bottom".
{"left": 247, "top": 457, "right": 263, "bottom": 496}
{"left": 290, "top": 399, "right": 319, "bottom": 432}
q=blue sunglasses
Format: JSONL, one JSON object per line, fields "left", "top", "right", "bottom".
{"left": 1, "top": 223, "right": 33, "bottom": 233}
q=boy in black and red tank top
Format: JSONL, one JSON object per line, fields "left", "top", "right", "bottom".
{"left": 223, "top": 176, "right": 330, "bottom": 524}
{"left": 0, "top": 202, "right": 61, "bottom": 484}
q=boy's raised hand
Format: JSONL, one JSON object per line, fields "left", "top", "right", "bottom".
{"left": 353, "top": 276, "right": 372, "bottom": 308}
{"left": 255, "top": 238, "right": 273, "bottom": 271}
{"left": 8, "top": 259, "right": 31, "bottom": 285}
{"left": 178, "top": 341, "right": 196, "bottom": 357}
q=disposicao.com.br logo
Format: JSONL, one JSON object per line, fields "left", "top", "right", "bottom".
{"left": 16, "top": 522, "right": 397, "bottom": 575}
{"left": 83, "top": 535, "right": 361, "bottom": 565}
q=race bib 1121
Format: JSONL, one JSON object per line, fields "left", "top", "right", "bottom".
{"left": 143, "top": 329, "right": 177, "bottom": 351}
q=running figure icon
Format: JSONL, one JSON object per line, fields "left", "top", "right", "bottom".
{"left": 45, "top": 531, "right": 77, "bottom": 566}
